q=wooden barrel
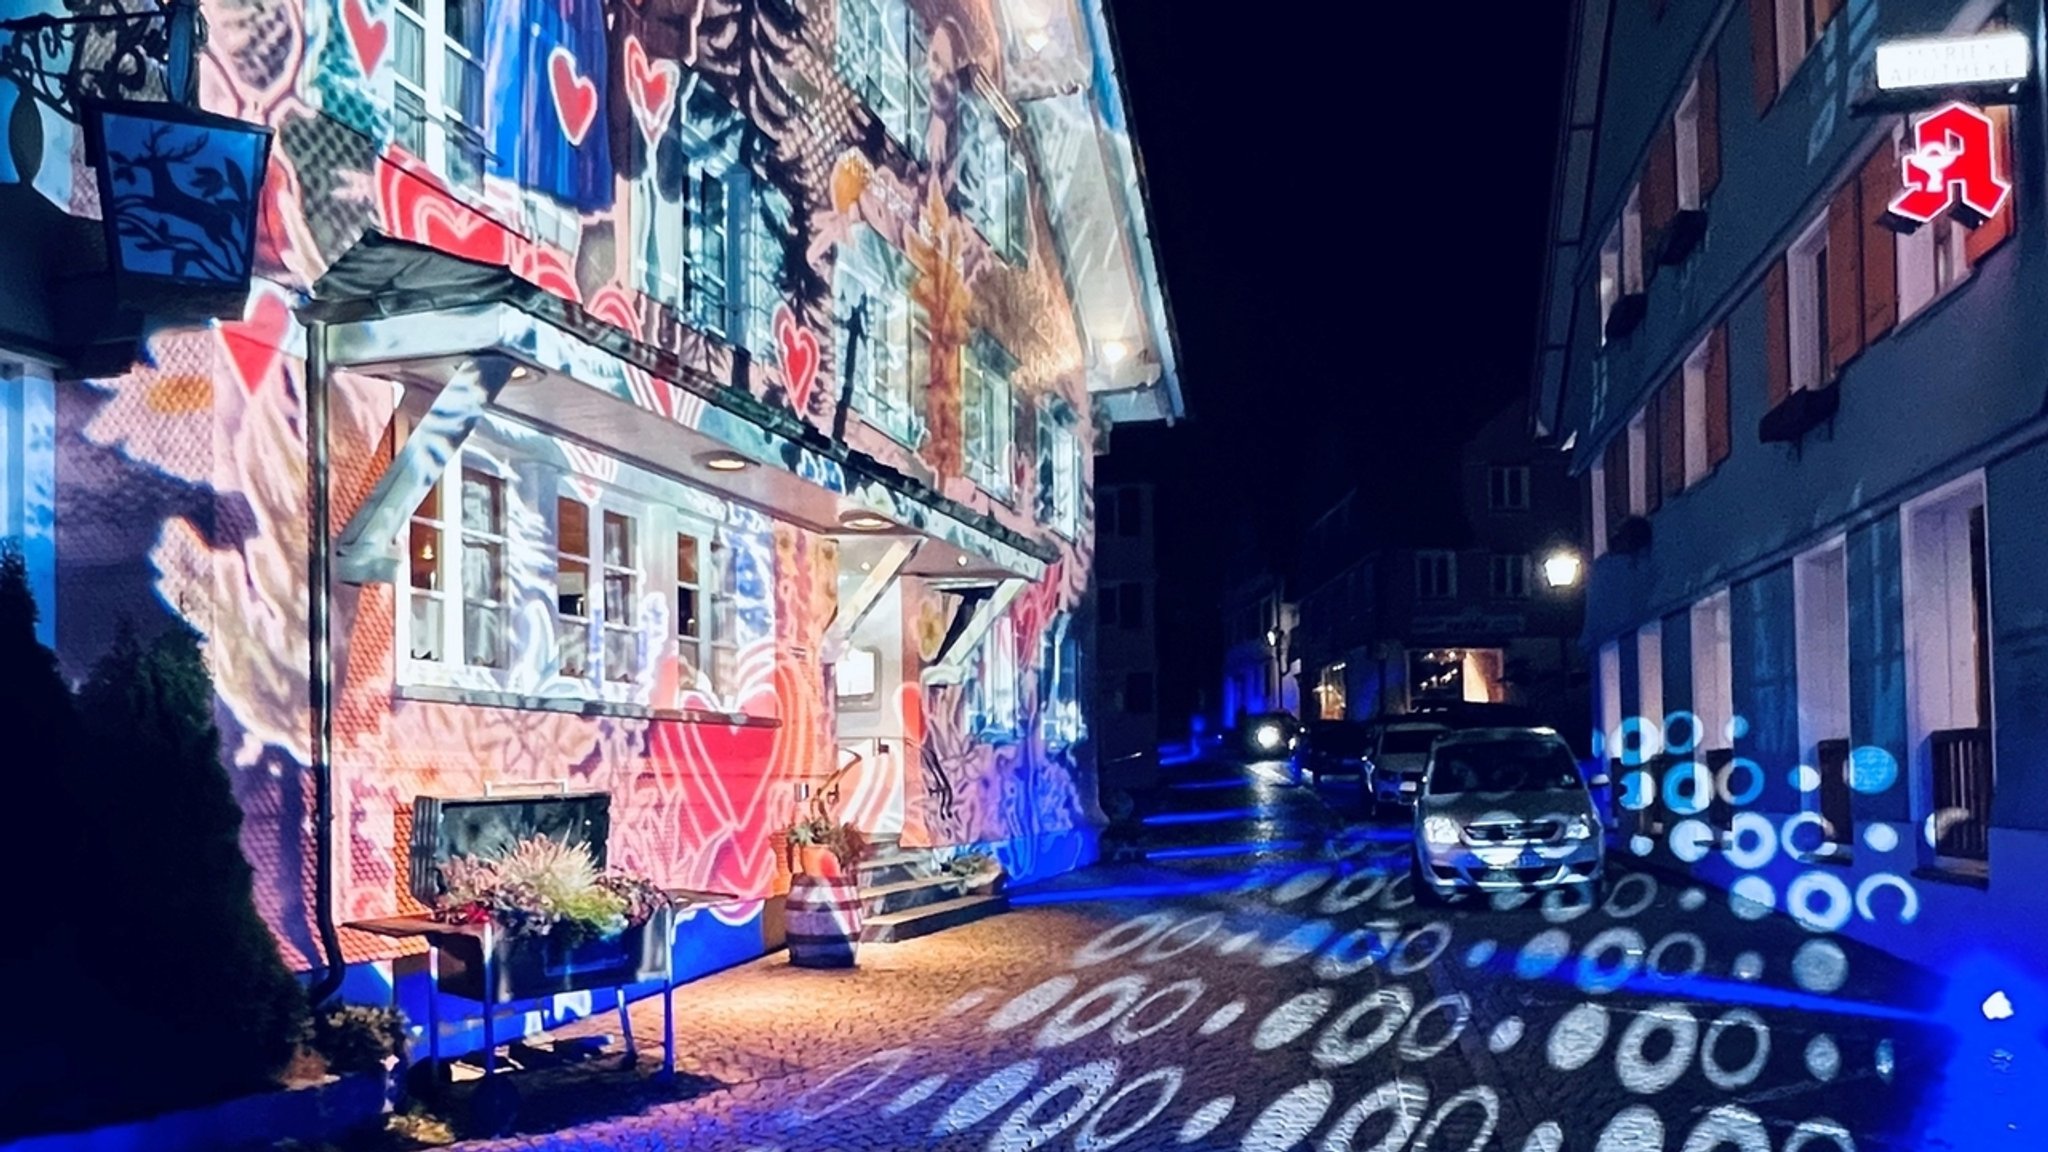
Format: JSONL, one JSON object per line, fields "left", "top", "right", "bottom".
{"left": 787, "top": 874, "right": 863, "bottom": 968}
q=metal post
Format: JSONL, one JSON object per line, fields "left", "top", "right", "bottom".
{"left": 164, "top": 0, "right": 199, "bottom": 108}
{"left": 480, "top": 936, "right": 496, "bottom": 1079}
{"left": 617, "top": 991, "right": 637, "bottom": 1065}
{"left": 662, "top": 971, "right": 676, "bottom": 1078}
{"left": 426, "top": 949, "right": 441, "bottom": 1070}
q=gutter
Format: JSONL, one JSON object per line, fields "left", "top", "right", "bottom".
{"left": 303, "top": 318, "right": 348, "bottom": 1007}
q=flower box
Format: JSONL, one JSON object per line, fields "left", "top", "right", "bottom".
{"left": 431, "top": 904, "right": 676, "bottom": 1006}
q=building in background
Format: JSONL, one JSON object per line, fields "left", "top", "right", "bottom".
{"left": 1532, "top": 0, "right": 2043, "bottom": 982}
{"left": 1293, "top": 399, "right": 1585, "bottom": 730}
{"left": 0, "top": 0, "right": 1178, "bottom": 1013}
{"left": 1091, "top": 481, "right": 1161, "bottom": 764}
{"left": 1219, "top": 572, "right": 1296, "bottom": 725}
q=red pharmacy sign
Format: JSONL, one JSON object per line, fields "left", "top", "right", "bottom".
{"left": 1889, "top": 101, "right": 2012, "bottom": 229}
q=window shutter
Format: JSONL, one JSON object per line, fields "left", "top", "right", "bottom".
{"left": 1859, "top": 139, "right": 1899, "bottom": 342}
{"left": 1707, "top": 325, "right": 1732, "bottom": 466}
{"left": 1699, "top": 57, "right": 1722, "bottom": 197}
{"left": 1645, "top": 123, "right": 1679, "bottom": 249}
{"left": 1749, "top": 0, "right": 1779, "bottom": 115}
{"left": 1640, "top": 398, "right": 1664, "bottom": 509}
{"left": 1661, "top": 370, "right": 1686, "bottom": 496}
{"left": 1966, "top": 103, "right": 2017, "bottom": 263}
{"left": 1826, "top": 178, "right": 1864, "bottom": 377}
{"left": 1605, "top": 438, "right": 1629, "bottom": 526}
{"left": 1765, "top": 257, "right": 1791, "bottom": 408}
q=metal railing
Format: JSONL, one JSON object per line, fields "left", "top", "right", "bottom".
{"left": 1930, "top": 727, "right": 1993, "bottom": 862}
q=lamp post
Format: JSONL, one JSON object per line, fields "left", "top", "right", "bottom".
{"left": 1541, "top": 546, "right": 1585, "bottom": 736}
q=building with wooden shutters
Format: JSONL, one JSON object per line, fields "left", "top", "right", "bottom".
{"left": 1532, "top": 0, "right": 2047, "bottom": 985}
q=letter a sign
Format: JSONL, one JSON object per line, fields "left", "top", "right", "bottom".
{"left": 1889, "top": 101, "right": 2012, "bottom": 231}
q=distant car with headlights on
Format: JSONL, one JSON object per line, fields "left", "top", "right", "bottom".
{"left": 1406, "top": 728, "right": 1610, "bottom": 903}
{"left": 1296, "top": 720, "right": 1374, "bottom": 783}
{"left": 1365, "top": 721, "right": 1449, "bottom": 815}
{"left": 1236, "top": 711, "right": 1301, "bottom": 759}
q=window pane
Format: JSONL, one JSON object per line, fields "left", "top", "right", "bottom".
{"left": 604, "top": 627, "right": 636, "bottom": 683}
{"left": 558, "top": 559, "right": 588, "bottom": 616}
{"left": 604, "top": 572, "right": 635, "bottom": 620}
{"left": 409, "top": 593, "right": 443, "bottom": 661}
{"left": 677, "top": 587, "right": 700, "bottom": 640}
{"left": 464, "top": 602, "right": 503, "bottom": 667}
{"left": 463, "top": 540, "right": 503, "bottom": 603}
{"left": 604, "top": 512, "right": 632, "bottom": 567}
{"left": 409, "top": 521, "right": 441, "bottom": 590}
{"left": 556, "top": 615, "right": 588, "bottom": 678}
{"left": 677, "top": 534, "right": 700, "bottom": 585}
{"left": 461, "top": 470, "right": 502, "bottom": 533}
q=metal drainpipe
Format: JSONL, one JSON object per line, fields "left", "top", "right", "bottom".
{"left": 304, "top": 319, "right": 348, "bottom": 1008}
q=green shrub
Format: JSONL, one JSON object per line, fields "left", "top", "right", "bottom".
{"left": 308, "top": 1005, "right": 408, "bottom": 1077}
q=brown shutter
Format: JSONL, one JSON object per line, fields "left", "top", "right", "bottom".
{"left": 1814, "top": 0, "right": 1840, "bottom": 32}
{"left": 1643, "top": 396, "right": 1663, "bottom": 513}
{"left": 1645, "top": 122, "right": 1679, "bottom": 252}
{"left": 1860, "top": 138, "right": 1899, "bottom": 342}
{"left": 1699, "top": 57, "right": 1722, "bottom": 197}
{"left": 1764, "top": 257, "right": 1790, "bottom": 409}
{"left": 1707, "top": 325, "right": 1732, "bottom": 466}
{"left": 1826, "top": 178, "right": 1864, "bottom": 377}
{"left": 1749, "top": 0, "right": 1779, "bottom": 115}
{"left": 1605, "top": 438, "right": 1629, "bottom": 525}
{"left": 1661, "top": 370, "right": 1687, "bottom": 495}
{"left": 1966, "top": 104, "right": 2017, "bottom": 263}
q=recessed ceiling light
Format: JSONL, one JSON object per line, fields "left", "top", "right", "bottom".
{"left": 1101, "top": 340, "right": 1129, "bottom": 365}
{"left": 509, "top": 365, "right": 530, "bottom": 380}
{"left": 839, "top": 510, "right": 892, "bottom": 532}
{"left": 860, "top": 561, "right": 873, "bottom": 572}
{"left": 956, "top": 555, "right": 969, "bottom": 567}
{"left": 699, "top": 450, "right": 753, "bottom": 472}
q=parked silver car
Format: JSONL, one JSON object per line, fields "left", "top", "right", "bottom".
{"left": 1366, "top": 721, "right": 1449, "bottom": 814}
{"left": 1405, "top": 728, "right": 1608, "bottom": 903}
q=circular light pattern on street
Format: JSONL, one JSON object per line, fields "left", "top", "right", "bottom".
{"left": 1521, "top": 1120, "right": 1566, "bottom": 1152}
{"left": 1179, "top": 1096, "right": 1235, "bottom": 1144}
{"left": 1037, "top": 975, "right": 1149, "bottom": 1049}
{"left": 1272, "top": 867, "right": 1333, "bottom": 905}
{"left": 1680, "top": 1103, "right": 1770, "bottom": 1152}
{"left": 1201, "top": 1001, "right": 1246, "bottom": 1036}
{"left": 1073, "top": 1066, "right": 1183, "bottom": 1152}
{"left": 1856, "top": 872, "right": 1920, "bottom": 925}
{"left": 1783, "top": 1116, "right": 1858, "bottom": 1152}
{"left": 1541, "top": 883, "right": 1598, "bottom": 923}
{"left": 1616, "top": 1003, "right": 1699, "bottom": 1095}
{"left": 988, "top": 1058, "right": 1119, "bottom": 1152}
{"left": 932, "top": 1058, "right": 1039, "bottom": 1135}
{"left": 1314, "top": 987, "right": 1412, "bottom": 1069}
{"left": 796, "top": 1046, "right": 916, "bottom": 1120}
{"left": 1319, "top": 1077, "right": 1429, "bottom": 1152}
{"left": 1792, "top": 939, "right": 1849, "bottom": 994}
{"left": 1255, "top": 989, "right": 1336, "bottom": 1051}
{"left": 1397, "top": 993, "right": 1471, "bottom": 1062}
{"left": 1700, "top": 1010, "right": 1771, "bottom": 1089}
{"left": 1865, "top": 823, "right": 1900, "bottom": 853}
{"left": 1576, "top": 927, "right": 1646, "bottom": 994}
{"left": 1516, "top": 929, "right": 1573, "bottom": 979}
{"left": 1646, "top": 932, "right": 1707, "bottom": 980}
{"left": 1786, "top": 872, "right": 1853, "bottom": 933}
{"left": 1386, "top": 922, "right": 1453, "bottom": 976}
{"left": 1075, "top": 914, "right": 1173, "bottom": 967}
{"left": 1409, "top": 1086, "right": 1499, "bottom": 1152}
{"left": 1595, "top": 1104, "right": 1666, "bottom": 1152}
{"left": 1602, "top": 873, "right": 1658, "bottom": 919}
{"left": 1317, "top": 871, "right": 1387, "bottom": 915}
{"left": 1805, "top": 1034, "right": 1841, "bottom": 1082}
{"left": 1143, "top": 914, "right": 1223, "bottom": 962}
{"left": 1315, "top": 928, "right": 1384, "bottom": 982}
{"left": 1262, "top": 920, "right": 1337, "bottom": 967}
{"left": 1240, "top": 1079, "right": 1333, "bottom": 1152}
{"left": 884, "top": 1072, "right": 948, "bottom": 1115}
{"left": 1729, "top": 876, "right": 1775, "bottom": 919}
{"left": 1547, "top": 1002, "right": 1610, "bottom": 1071}
{"left": 1679, "top": 887, "right": 1707, "bottom": 911}
{"left": 990, "top": 975, "right": 1078, "bottom": 1032}
{"left": 1219, "top": 929, "right": 1261, "bottom": 955}
{"left": 1489, "top": 1016, "right": 1525, "bottom": 1053}
{"left": 1465, "top": 940, "right": 1498, "bottom": 967}
{"left": 1723, "top": 812, "right": 1777, "bottom": 870}
{"left": 1732, "top": 951, "right": 1765, "bottom": 981}
{"left": 943, "top": 989, "right": 993, "bottom": 1017}
{"left": 1113, "top": 979, "right": 1206, "bottom": 1045}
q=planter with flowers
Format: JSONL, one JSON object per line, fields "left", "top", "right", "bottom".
{"left": 784, "top": 818, "right": 871, "bottom": 968}
{"left": 429, "top": 836, "right": 674, "bottom": 1004}
{"left": 947, "top": 850, "right": 1006, "bottom": 897}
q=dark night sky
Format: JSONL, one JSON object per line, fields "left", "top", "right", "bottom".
{"left": 1100, "top": 1, "right": 1575, "bottom": 725}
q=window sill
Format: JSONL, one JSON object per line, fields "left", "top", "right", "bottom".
{"left": 397, "top": 682, "right": 781, "bottom": 727}
{"left": 1912, "top": 863, "right": 1991, "bottom": 890}
{"left": 1758, "top": 381, "right": 1840, "bottom": 444}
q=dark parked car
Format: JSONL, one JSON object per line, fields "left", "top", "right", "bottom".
{"left": 1297, "top": 720, "right": 1375, "bottom": 783}
{"left": 1236, "top": 711, "right": 1302, "bottom": 758}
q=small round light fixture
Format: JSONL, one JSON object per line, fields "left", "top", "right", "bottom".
{"left": 699, "top": 449, "right": 753, "bottom": 473}
{"left": 509, "top": 365, "right": 530, "bottom": 380}
{"left": 1543, "top": 549, "right": 1584, "bottom": 590}
{"left": 956, "top": 555, "right": 970, "bottom": 567}
{"left": 1023, "top": 27, "right": 1050, "bottom": 53}
{"left": 839, "top": 510, "right": 893, "bottom": 532}
{"left": 1101, "top": 340, "right": 1130, "bottom": 366}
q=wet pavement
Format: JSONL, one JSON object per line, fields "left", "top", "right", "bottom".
{"left": 430, "top": 752, "right": 2034, "bottom": 1152}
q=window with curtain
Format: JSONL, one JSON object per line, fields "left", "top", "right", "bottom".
{"left": 963, "top": 336, "right": 1015, "bottom": 496}
{"left": 743, "top": 184, "right": 794, "bottom": 358}
{"left": 836, "top": 0, "right": 929, "bottom": 155}
{"left": 957, "top": 88, "right": 1029, "bottom": 263}
{"left": 834, "top": 227, "right": 925, "bottom": 445}
{"left": 392, "top": 0, "right": 488, "bottom": 187}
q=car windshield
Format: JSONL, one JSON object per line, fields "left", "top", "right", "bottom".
{"left": 1427, "top": 740, "right": 1583, "bottom": 794}
{"left": 1381, "top": 728, "right": 1443, "bottom": 755}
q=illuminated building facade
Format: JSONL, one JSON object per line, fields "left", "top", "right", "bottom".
{"left": 0, "top": 0, "right": 1179, "bottom": 1001}
{"left": 1291, "top": 399, "right": 1585, "bottom": 728}
{"left": 1534, "top": 0, "right": 2045, "bottom": 978}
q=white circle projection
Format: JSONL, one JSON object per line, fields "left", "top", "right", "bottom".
{"left": 1577, "top": 927, "right": 1646, "bottom": 994}
{"left": 1255, "top": 989, "right": 1336, "bottom": 1051}
{"left": 1318, "top": 1077, "right": 1428, "bottom": 1152}
{"left": 1465, "top": 940, "right": 1498, "bottom": 968}
{"left": 1143, "top": 914, "right": 1223, "bottom": 962}
{"left": 1113, "top": 979, "right": 1206, "bottom": 1045}
{"left": 1787, "top": 871, "right": 1854, "bottom": 933}
{"left": 943, "top": 989, "right": 993, "bottom": 1017}
{"left": 1241, "top": 1080, "right": 1335, "bottom": 1152}
{"left": 1075, "top": 914, "right": 1173, "bottom": 967}
{"left": 1805, "top": 1033, "right": 1842, "bottom": 1082}
{"left": 1516, "top": 929, "right": 1573, "bottom": 979}
{"left": 1386, "top": 923, "right": 1453, "bottom": 975}
{"left": 1679, "top": 887, "right": 1707, "bottom": 911}
{"left": 1315, "top": 987, "right": 1414, "bottom": 1069}
{"left": 795, "top": 1046, "right": 915, "bottom": 1119}
{"left": 989, "top": 975, "right": 1078, "bottom": 1032}
{"left": 1180, "top": 1096, "right": 1236, "bottom": 1144}
{"left": 1219, "top": 929, "right": 1261, "bottom": 955}
{"left": 1489, "top": 1016, "right": 1525, "bottom": 1053}
{"left": 1732, "top": 951, "right": 1765, "bottom": 981}
{"left": 1784, "top": 1116, "right": 1858, "bottom": 1152}
{"left": 1074, "top": 1067, "right": 1184, "bottom": 1152}
{"left": 1864, "top": 823, "right": 1900, "bottom": 853}
{"left": 1646, "top": 932, "right": 1707, "bottom": 980}
{"left": 1398, "top": 994, "right": 1471, "bottom": 1062}
{"left": 932, "top": 1058, "right": 1039, "bottom": 1135}
{"left": 1596, "top": 1104, "right": 1667, "bottom": 1152}
{"left": 1669, "top": 819, "right": 1714, "bottom": 864}
{"left": 1724, "top": 812, "right": 1778, "bottom": 871}
{"left": 1700, "top": 1009, "right": 1771, "bottom": 1089}
{"left": 1729, "top": 876, "right": 1775, "bottom": 920}
{"left": 1315, "top": 928, "right": 1384, "bottom": 982}
{"left": 1680, "top": 1104, "right": 1771, "bottom": 1152}
{"left": 1272, "top": 867, "right": 1333, "bottom": 905}
{"left": 1410, "top": 1086, "right": 1499, "bottom": 1152}
{"left": 1262, "top": 920, "right": 1337, "bottom": 967}
{"left": 988, "top": 1058, "right": 1119, "bottom": 1152}
{"left": 1793, "top": 939, "right": 1849, "bottom": 994}
{"left": 1629, "top": 835, "right": 1656, "bottom": 857}
{"left": 1603, "top": 873, "right": 1658, "bottom": 919}
{"left": 1616, "top": 1003, "right": 1700, "bottom": 1095}
{"left": 1521, "top": 1120, "right": 1566, "bottom": 1152}
{"left": 1547, "top": 1003, "right": 1610, "bottom": 1071}
{"left": 1037, "top": 976, "right": 1149, "bottom": 1049}
{"left": 883, "top": 1073, "right": 948, "bottom": 1115}
{"left": 1318, "top": 871, "right": 1387, "bottom": 915}
{"left": 1201, "top": 1001, "right": 1247, "bottom": 1036}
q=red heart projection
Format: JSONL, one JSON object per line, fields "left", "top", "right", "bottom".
{"left": 774, "top": 305, "right": 819, "bottom": 413}
{"left": 343, "top": 0, "right": 388, "bottom": 77}
{"left": 221, "top": 290, "right": 291, "bottom": 395}
{"left": 623, "top": 34, "right": 680, "bottom": 144}
{"left": 549, "top": 47, "right": 600, "bottom": 147}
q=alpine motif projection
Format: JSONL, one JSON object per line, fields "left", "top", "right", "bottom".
{"left": 23, "top": 0, "right": 1101, "bottom": 977}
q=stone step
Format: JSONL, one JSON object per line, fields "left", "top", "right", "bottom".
{"left": 857, "top": 848, "right": 938, "bottom": 888}
{"left": 859, "top": 873, "right": 974, "bottom": 918}
{"left": 860, "top": 893, "right": 1009, "bottom": 943}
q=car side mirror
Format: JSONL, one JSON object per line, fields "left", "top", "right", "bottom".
{"left": 1589, "top": 773, "right": 1612, "bottom": 789}
{"left": 1399, "top": 780, "right": 1419, "bottom": 796}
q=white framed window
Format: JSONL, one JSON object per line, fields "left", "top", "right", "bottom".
{"left": 1795, "top": 537, "right": 1853, "bottom": 848}
{"left": 1787, "top": 210, "right": 1830, "bottom": 394}
{"left": 1675, "top": 76, "right": 1702, "bottom": 211}
{"left": 675, "top": 529, "right": 706, "bottom": 693}
{"left": 635, "top": 104, "right": 745, "bottom": 339}
{"left": 601, "top": 510, "right": 640, "bottom": 685}
{"left": 406, "top": 463, "right": 508, "bottom": 670}
{"left": 1416, "top": 551, "right": 1457, "bottom": 599}
{"left": 1637, "top": 621, "right": 1665, "bottom": 755}
{"left": 1590, "top": 463, "right": 1609, "bottom": 560}
{"left": 957, "top": 86, "right": 1030, "bottom": 263}
{"left": 976, "top": 616, "right": 1020, "bottom": 734}
{"left": 1901, "top": 473, "right": 1993, "bottom": 866}
{"left": 1598, "top": 639, "right": 1623, "bottom": 759}
{"left": 1489, "top": 554, "right": 1529, "bottom": 599}
{"left": 835, "top": 227, "right": 925, "bottom": 446}
{"left": 835, "top": 646, "right": 880, "bottom": 707}
{"left": 1040, "top": 399, "right": 1082, "bottom": 538}
{"left": 1488, "top": 465, "right": 1530, "bottom": 511}
{"left": 963, "top": 337, "right": 1015, "bottom": 497}
{"left": 1622, "top": 184, "right": 1645, "bottom": 295}
{"left": 708, "top": 532, "right": 740, "bottom": 698}
{"left": 743, "top": 184, "right": 794, "bottom": 358}
{"left": 555, "top": 496, "right": 594, "bottom": 680}
{"left": 836, "top": 0, "right": 929, "bottom": 155}
{"left": 1775, "top": 0, "right": 1816, "bottom": 90}
{"left": 1690, "top": 590, "right": 1734, "bottom": 754}
{"left": 1682, "top": 336, "right": 1712, "bottom": 486}
{"left": 1627, "top": 410, "right": 1649, "bottom": 517}
{"left": 1599, "top": 224, "right": 1622, "bottom": 344}
{"left": 1897, "top": 128, "right": 1971, "bottom": 326}
{"left": 685, "top": 167, "right": 733, "bottom": 335}
{"left": 391, "top": 0, "right": 487, "bottom": 188}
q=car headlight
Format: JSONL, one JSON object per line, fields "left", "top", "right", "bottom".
{"left": 1564, "top": 816, "right": 1596, "bottom": 841}
{"left": 1423, "top": 816, "right": 1463, "bottom": 847}
{"left": 1254, "top": 725, "right": 1282, "bottom": 750}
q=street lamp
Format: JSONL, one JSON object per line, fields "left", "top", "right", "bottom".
{"left": 1543, "top": 549, "right": 1584, "bottom": 590}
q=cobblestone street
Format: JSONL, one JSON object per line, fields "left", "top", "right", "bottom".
{"left": 427, "top": 755, "right": 2007, "bottom": 1152}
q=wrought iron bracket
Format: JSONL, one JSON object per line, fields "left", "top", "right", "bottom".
{"left": 0, "top": 0, "right": 203, "bottom": 119}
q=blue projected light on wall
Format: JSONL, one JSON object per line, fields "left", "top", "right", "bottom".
{"left": 1851, "top": 745, "right": 1901, "bottom": 794}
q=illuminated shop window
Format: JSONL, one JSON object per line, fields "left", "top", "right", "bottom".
{"left": 743, "top": 185, "right": 794, "bottom": 359}
{"left": 601, "top": 511, "right": 640, "bottom": 684}
{"left": 636, "top": 88, "right": 745, "bottom": 339}
{"left": 836, "top": 0, "right": 929, "bottom": 156}
{"left": 1415, "top": 551, "right": 1457, "bottom": 600}
{"left": 555, "top": 497, "right": 593, "bottom": 680}
{"left": 1786, "top": 211, "right": 1830, "bottom": 394}
{"left": 391, "top": 0, "right": 488, "bottom": 188}
{"left": 957, "top": 87, "right": 1030, "bottom": 264}
{"left": 835, "top": 227, "right": 926, "bottom": 446}
{"left": 963, "top": 336, "right": 1015, "bottom": 497}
